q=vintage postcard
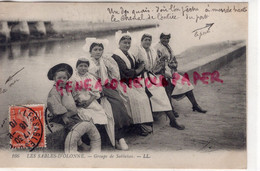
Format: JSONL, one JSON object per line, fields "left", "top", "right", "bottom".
{"left": 0, "top": 2, "right": 247, "bottom": 169}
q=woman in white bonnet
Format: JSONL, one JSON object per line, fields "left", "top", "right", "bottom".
{"left": 154, "top": 32, "right": 207, "bottom": 113}
{"left": 111, "top": 30, "right": 154, "bottom": 136}
{"left": 133, "top": 32, "right": 185, "bottom": 130}
{"left": 82, "top": 38, "right": 132, "bottom": 150}
{"left": 71, "top": 58, "right": 108, "bottom": 125}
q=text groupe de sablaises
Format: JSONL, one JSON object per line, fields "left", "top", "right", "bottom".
{"left": 31, "top": 153, "right": 134, "bottom": 158}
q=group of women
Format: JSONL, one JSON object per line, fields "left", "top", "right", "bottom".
{"left": 48, "top": 30, "right": 207, "bottom": 152}
{"left": 73, "top": 30, "right": 207, "bottom": 150}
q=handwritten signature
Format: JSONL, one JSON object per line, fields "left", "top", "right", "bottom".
{"left": 0, "top": 67, "right": 24, "bottom": 95}
{"left": 5, "top": 67, "right": 24, "bottom": 84}
{"left": 192, "top": 23, "right": 214, "bottom": 40}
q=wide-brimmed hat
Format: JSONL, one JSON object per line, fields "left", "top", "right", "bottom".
{"left": 47, "top": 63, "right": 73, "bottom": 80}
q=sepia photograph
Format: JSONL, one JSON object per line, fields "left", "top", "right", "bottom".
{"left": 0, "top": 2, "right": 248, "bottom": 169}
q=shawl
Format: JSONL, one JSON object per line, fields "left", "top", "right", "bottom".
{"left": 88, "top": 57, "right": 109, "bottom": 85}
{"left": 113, "top": 49, "right": 136, "bottom": 69}
{"left": 88, "top": 56, "right": 121, "bottom": 84}
{"left": 133, "top": 45, "right": 157, "bottom": 72}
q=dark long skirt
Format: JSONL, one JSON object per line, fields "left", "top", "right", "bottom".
{"left": 102, "top": 88, "right": 132, "bottom": 129}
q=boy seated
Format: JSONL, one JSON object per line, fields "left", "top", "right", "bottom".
{"left": 47, "top": 63, "right": 101, "bottom": 153}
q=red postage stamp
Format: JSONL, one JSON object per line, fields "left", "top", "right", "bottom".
{"left": 9, "top": 104, "right": 45, "bottom": 150}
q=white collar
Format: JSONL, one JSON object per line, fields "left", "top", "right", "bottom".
{"left": 113, "top": 49, "right": 135, "bottom": 69}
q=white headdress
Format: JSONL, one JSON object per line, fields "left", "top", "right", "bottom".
{"left": 115, "top": 30, "right": 131, "bottom": 45}
{"left": 83, "top": 37, "right": 109, "bottom": 53}
{"left": 138, "top": 31, "right": 153, "bottom": 42}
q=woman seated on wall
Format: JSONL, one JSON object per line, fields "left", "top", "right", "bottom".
{"left": 70, "top": 58, "right": 112, "bottom": 149}
{"left": 154, "top": 32, "right": 207, "bottom": 114}
{"left": 82, "top": 38, "right": 132, "bottom": 150}
{"left": 111, "top": 30, "right": 154, "bottom": 136}
{"left": 132, "top": 33, "right": 185, "bottom": 130}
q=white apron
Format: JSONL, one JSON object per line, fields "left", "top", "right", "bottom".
{"left": 113, "top": 49, "right": 153, "bottom": 124}
{"left": 133, "top": 46, "right": 172, "bottom": 112}
{"left": 71, "top": 72, "right": 108, "bottom": 125}
{"left": 171, "top": 73, "right": 194, "bottom": 97}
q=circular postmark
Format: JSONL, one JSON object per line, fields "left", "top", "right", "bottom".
{"left": 8, "top": 105, "right": 45, "bottom": 151}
